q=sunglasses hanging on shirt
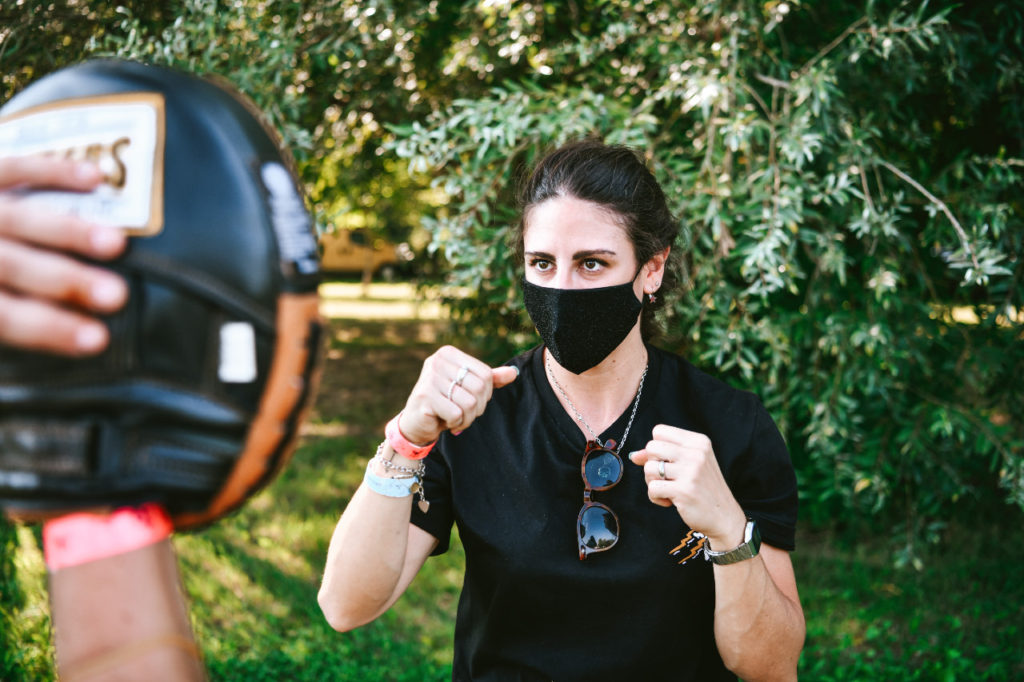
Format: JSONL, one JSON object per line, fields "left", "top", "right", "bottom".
{"left": 578, "top": 439, "right": 623, "bottom": 559}
{"left": 546, "top": 357, "right": 648, "bottom": 560}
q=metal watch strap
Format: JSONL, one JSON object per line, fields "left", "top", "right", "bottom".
{"left": 706, "top": 518, "right": 761, "bottom": 565}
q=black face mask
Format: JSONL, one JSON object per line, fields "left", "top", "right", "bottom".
{"left": 522, "top": 275, "right": 643, "bottom": 374}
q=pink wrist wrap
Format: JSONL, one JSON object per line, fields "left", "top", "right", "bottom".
{"left": 42, "top": 503, "right": 173, "bottom": 571}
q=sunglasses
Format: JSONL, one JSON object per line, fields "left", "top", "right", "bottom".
{"left": 577, "top": 438, "right": 623, "bottom": 560}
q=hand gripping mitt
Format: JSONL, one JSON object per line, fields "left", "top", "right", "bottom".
{"left": 0, "top": 60, "right": 324, "bottom": 530}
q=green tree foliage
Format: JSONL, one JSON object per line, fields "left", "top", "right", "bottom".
{"left": 388, "top": 0, "right": 1024, "bottom": 563}
{"left": 2, "top": 0, "right": 474, "bottom": 245}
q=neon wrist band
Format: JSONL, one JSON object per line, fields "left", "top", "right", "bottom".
{"left": 385, "top": 411, "right": 436, "bottom": 460}
{"left": 42, "top": 503, "right": 173, "bottom": 571}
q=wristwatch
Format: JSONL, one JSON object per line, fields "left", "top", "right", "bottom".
{"left": 706, "top": 518, "right": 761, "bottom": 565}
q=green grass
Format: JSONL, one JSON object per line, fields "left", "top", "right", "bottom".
{"left": 794, "top": 512, "right": 1024, "bottom": 681}
{"left": 0, "top": 436, "right": 462, "bottom": 681}
{"left": 2, "top": 313, "right": 1022, "bottom": 680}
{"left": 178, "top": 433, "right": 462, "bottom": 681}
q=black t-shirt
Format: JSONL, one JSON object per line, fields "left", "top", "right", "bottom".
{"left": 410, "top": 345, "right": 798, "bottom": 682}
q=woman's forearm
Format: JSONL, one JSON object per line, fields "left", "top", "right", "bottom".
{"left": 319, "top": 352, "right": 514, "bottom": 632}
{"left": 712, "top": 548, "right": 805, "bottom": 682}
{"left": 317, "top": 472, "right": 429, "bottom": 631}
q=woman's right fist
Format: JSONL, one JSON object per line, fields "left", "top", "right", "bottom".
{"left": 399, "top": 345, "right": 518, "bottom": 444}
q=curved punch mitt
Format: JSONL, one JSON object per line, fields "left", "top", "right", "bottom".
{"left": 0, "top": 60, "right": 324, "bottom": 530}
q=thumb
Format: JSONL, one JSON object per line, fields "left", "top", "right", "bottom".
{"left": 491, "top": 365, "right": 519, "bottom": 389}
{"left": 627, "top": 449, "right": 650, "bottom": 466}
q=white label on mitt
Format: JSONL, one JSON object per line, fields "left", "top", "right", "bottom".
{"left": 261, "top": 162, "right": 320, "bottom": 276}
{"left": 0, "top": 93, "right": 166, "bottom": 236}
{"left": 219, "top": 322, "right": 258, "bottom": 383}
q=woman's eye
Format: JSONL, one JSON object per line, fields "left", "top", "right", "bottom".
{"left": 529, "top": 259, "right": 551, "bottom": 271}
{"left": 582, "top": 259, "right": 603, "bottom": 271}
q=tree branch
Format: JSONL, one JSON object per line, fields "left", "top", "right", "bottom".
{"left": 740, "top": 81, "right": 771, "bottom": 119}
{"left": 754, "top": 73, "right": 790, "bottom": 90}
{"left": 797, "top": 15, "right": 869, "bottom": 77}
{"left": 877, "top": 159, "right": 980, "bottom": 273}
{"left": 858, "top": 165, "right": 876, "bottom": 214}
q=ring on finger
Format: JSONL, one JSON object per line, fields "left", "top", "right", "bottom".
{"left": 657, "top": 460, "right": 666, "bottom": 480}
{"left": 446, "top": 379, "right": 459, "bottom": 402}
{"left": 455, "top": 365, "right": 470, "bottom": 386}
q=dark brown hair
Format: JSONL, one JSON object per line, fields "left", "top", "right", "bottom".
{"left": 514, "top": 138, "right": 681, "bottom": 339}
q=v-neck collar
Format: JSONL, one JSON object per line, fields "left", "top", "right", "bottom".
{"left": 531, "top": 344, "right": 661, "bottom": 455}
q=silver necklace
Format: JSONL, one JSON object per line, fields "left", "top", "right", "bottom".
{"left": 546, "top": 356, "right": 648, "bottom": 455}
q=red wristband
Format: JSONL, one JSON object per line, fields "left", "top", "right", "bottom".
{"left": 42, "top": 503, "right": 173, "bottom": 571}
{"left": 385, "top": 412, "right": 436, "bottom": 460}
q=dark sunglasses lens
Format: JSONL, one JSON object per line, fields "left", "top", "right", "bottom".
{"left": 579, "top": 504, "right": 619, "bottom": 552}
{"left": 583, "top": 449, "right": 621, "bottom": 489}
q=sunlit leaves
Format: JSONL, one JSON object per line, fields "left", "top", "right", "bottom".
{"left": 390, "top": 0, "right": 1024, "bottom": 563}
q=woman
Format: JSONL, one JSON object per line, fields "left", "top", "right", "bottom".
{"left": 319, "top": 140, "right": 805, "bottom": 681}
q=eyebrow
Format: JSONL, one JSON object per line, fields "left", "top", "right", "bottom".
{"left": 525, "top": 249, "right": 618, "bottom": 260}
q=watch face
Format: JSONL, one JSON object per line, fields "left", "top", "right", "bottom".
{"left": 747, "top": 519, "right": 761, "bottom": 553}
{"left": 706, "top": 519, "right": 761, "bottom": 564}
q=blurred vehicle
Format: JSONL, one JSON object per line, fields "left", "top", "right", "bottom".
{"left": 318, "top": 227, "right": 414, "bottom": 280}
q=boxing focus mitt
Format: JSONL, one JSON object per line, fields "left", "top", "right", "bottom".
{"left": 0, "top": 59, "right": 324, "bottom": 530}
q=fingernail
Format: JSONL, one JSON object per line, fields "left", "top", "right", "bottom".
{"left": 512, "top": 365, "right": 520, "bottom": 378}
{"left": 452, "top": 430, "right": 463, "bottom": 436}
{"left": 75, "top": 162, "right": 101, "bottom": 182}
{"left": 75, "top": 324, "right": 106, "bottom": 352}
{"left": 91, "top": 278, "right": 126, "bottom": 307}
{"left": 89, "top": 226, "right": 125, "bottom": 255}
{"left": 628, "top": 451, "right": 639, "bottom": 461}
